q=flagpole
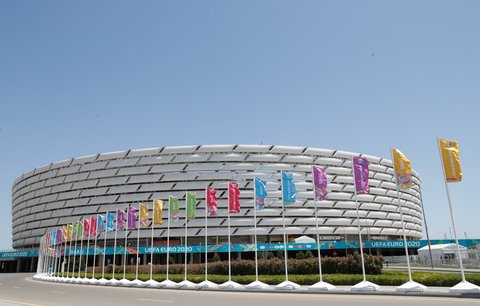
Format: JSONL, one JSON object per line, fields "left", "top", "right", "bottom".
{"left": 112, "top": 211, "right": 118, "bottom": 281}
{"left": 102, "top": 212, "right": 108, "bottom": 280}
{"left": 281, "top": 173, "right": 289, "bottom": 282}
{"left": 78, "top": 223, "right": 84, "bottom": 278}
{"left": 52, "top": 238, "right": 58, "bottom": 276}
{"left": 67, "top": 226, "right": 73, "bottom": 278}
{"left": 391, "top": 148, "right": 413, "bottom": 282}
{"left": 437, "top": 139, "right": 466, "bottom": 282}
{"left": 204, "top": 187, "right": 208, "bottom": 282}
{"left": 135, "top": 204, "right": 141, "bottom": 281}
{"left": 62, "top": 229, "right": 67, "bottom": 278}
{"left": 166, "top": 198, "right": 171, "bottom": 280}
{"left": 123, "top": 213, "right": 128, "bottom": 280}
{"left": 150, "top": 204, "right": 155, "bottom": 280}
{"left": 92, "top": 221, "right": 98, "bottom": 280}
{"left": 253, "top": 180, "right": 259, "bottom": 283}
{"left": 228, "top": 185, "right": 232, "bottom": 283}
{"left": 84, "top": 225, "right": 91, "bottom": 279}
{"left": 352, "top": 158, "right": 367, "bottom": 283}
{"left": 72, "top": 222, "right": 79, "bottom": 278}
{"left": 184, "top": 193, "right": 188, "bottom": 282}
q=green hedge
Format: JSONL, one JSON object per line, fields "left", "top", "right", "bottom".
{"left": 105, "top": 255, "right": 383, "bottom": 275}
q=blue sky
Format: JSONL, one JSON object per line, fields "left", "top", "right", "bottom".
{"left": 1, "top": 1, "right": 479, "bottom": 249}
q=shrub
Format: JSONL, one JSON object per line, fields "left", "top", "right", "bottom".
{"left": 126, "top": 255, "right": 383, "bottom": 276}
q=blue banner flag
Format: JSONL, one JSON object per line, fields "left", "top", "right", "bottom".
{"left": 282, "top": 171, "right": 296, "bottom": 204}
{"left": 254, "top": 177, "right": 268, "bottom": 210}
{"left": 50, "top": 230, "right": 57, "bottom": 246}
{"left": 106, "top": 212, "right": 115, "bottom": 232}
{"left": 97, "top": 214, "right": 105, "bottom": 233}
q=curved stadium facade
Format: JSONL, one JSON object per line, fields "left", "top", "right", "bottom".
{"left": 12, "top": 144, "right": 423, "bottom": 251}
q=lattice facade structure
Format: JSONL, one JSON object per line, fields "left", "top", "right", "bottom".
{"left": 11, "top": 145, "right": 423, "bottom": 249}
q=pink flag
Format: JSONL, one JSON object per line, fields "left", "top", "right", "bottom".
{"left": 313, "top": 165, "right": 328, "bottom": 201}
{"left": 228, "top": 182, "right": 241, "bottom": 213}
{"left": 206, "top": 187, "right": 218, "bottom": 217}
{"left": 90, "top": 216, "right": 97, "bottom": 236}
{"left": 83, "top": 218, "right": 90, "bottom": 238}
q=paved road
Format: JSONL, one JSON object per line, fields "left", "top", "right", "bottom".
{"left": 1, "top": 273, "right": 479, "bottom": 306}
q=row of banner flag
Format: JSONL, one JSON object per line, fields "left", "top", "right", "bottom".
{"left": 41, "top": 139, "right": 462, "bottom": 248}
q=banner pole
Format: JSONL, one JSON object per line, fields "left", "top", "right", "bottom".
{"left": 72, "top": 222, "right": 80, "bottom": 278}
{"left": 253, "top": 180, "right": 259, "bottom": 282}
{"left": 205, "top": 187, "right": 208, "bottom": 282}
{"left": 112, "top": 211, "right": 118, "bottom": 280}
{"left": 437, "top": 139, "right": 466, "bottom": 282}
{"left": 184, "top": 193, "right": 188, "bottom": 282}
{"left": 352, "top": 157, "right": 367, "bottom": 282}
{"left": 166, "top": 198, "right": 171, "bottom": 280}
{"left": 78, "top": 222, "right": 84, "bottom": 278}
{"left": 67, "top": 226, "right": 73, "bottom": 277}
{"left": 150, "top": 203, "right": 155, "bottom": 280}
{"left": 391, "top": 148, "right": 413, "bottom": 282}
{"left": 85, "top": 224, "right": 91, "bottom": 278}
{"left": 123, "top": 213, "right": 128, "bottom": 280}
{"left": 92, "top": 220, "right": 98, "bottom": 280}
{"left": 281, "top": 172, "right": 289, "bottom": 282}
{"left": 102, "top": 212, "right": 108, "bottom": 279}
{"left": 135, "top": 204, "right": 141, "bottom": 280}
{"left": 228, "top": 185, "right": 232, "bottom": 282}
{"left": 62, "top": 229, "right": 67, "bottom": 278}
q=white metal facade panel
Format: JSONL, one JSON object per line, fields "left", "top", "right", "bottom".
{"left": 11, "top": 145, "right": 424, "bottom": 248}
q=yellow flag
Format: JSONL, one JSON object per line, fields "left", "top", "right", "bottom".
{"left": 439, "top": 139, "right": 462, "bottom": 182}
{"left": 392, "top": 148, "right": 412, "bottom": 189}
{"left": 66, "top": 224, "right": 73, "bottom": 241}
{"left": 139, "top": 203, "right": 150, "bottom": 228}
{"left": 153, "top": 200, "right": 163, "bottom": 225}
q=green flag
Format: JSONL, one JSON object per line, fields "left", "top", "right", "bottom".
{"left": 169, "top": 196, "right": 179, "bottom": 221}
{"left": 186, "top": 192, "right": 197, "bottom": 221}
{"left": 75, "top": 221, "right": 83, "bottom": 239}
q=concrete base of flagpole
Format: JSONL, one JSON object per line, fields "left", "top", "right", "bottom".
{"left": 449, "top": 281, "right": 480, "bottom": 294}
{"left": 351, "top": 280, "right": 380, "bottom": 292}
{"left": 196, "top": 280, "right": 219, "bottom": 289}
{"left": 89, "top": 277, "right": 100, "bottom": 285}
{"left": 176, "top": 280, "right": 196, "bottom": 289}
{"left": 131, "top": 279, "right": 146, "bottom": 287}
{"left": 108, "top": 278, "right": 120, "bottom": 286}
{"left": 144, "top": 279, "right": 161, "bottom": 288}
{"left": 158, "top": 279, "right": 177, "bottom": 288}
{"left": 118, "top": 278, "right": 132, "bottom": 287}
{"left": 96, "top": 278, "right": 109, "bottom": 286}
{"left": 219, "top": 280, "right": 243, "bottom": 289}
{"left": 274, "top": 280, "right": 300, "bottom": 290}
{"left": 62, "top": 277, "right": 72, "bottom": 283}
{"left": 73, "top": 277, "right": 83, "bottom": 284}
{"left": 245, "top": 280, "right": 271, "bottom": 290}
{"left": 396, "top": 280, "right": 427, "bottom": 293}
{"left": 80, "top": 277, "right": 91, "bottom": 285}
{"left": 308, "top": 281, "right": 336, "bottom": 291}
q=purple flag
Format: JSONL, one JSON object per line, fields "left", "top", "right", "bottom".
{"left": 127, "top": 206, "right": 137, "bottom": 230}
{"left": 117, "top": 208, "right": 125, "bottom": 230}
{"left": 353, "top": 156, "right": 370, "bottom": 194}
{"left": 312, "top": 166, "right": 328, "bottom": 201}
{"left": 56, "top": 228, "right": 63, "bottom": 244}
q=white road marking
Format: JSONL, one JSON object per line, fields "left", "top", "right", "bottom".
{"left": 138, "top": 298, "right": 174, "bottom": 303}
{"left": 50, "top": 290, "right": 66, "bottom": 294}
{"left": 13, "top": 286, "right": 20, "bottom": 289}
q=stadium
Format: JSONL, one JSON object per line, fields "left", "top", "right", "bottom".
{"left": 10, "top": 144, "right": 424, "bottom": 271}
